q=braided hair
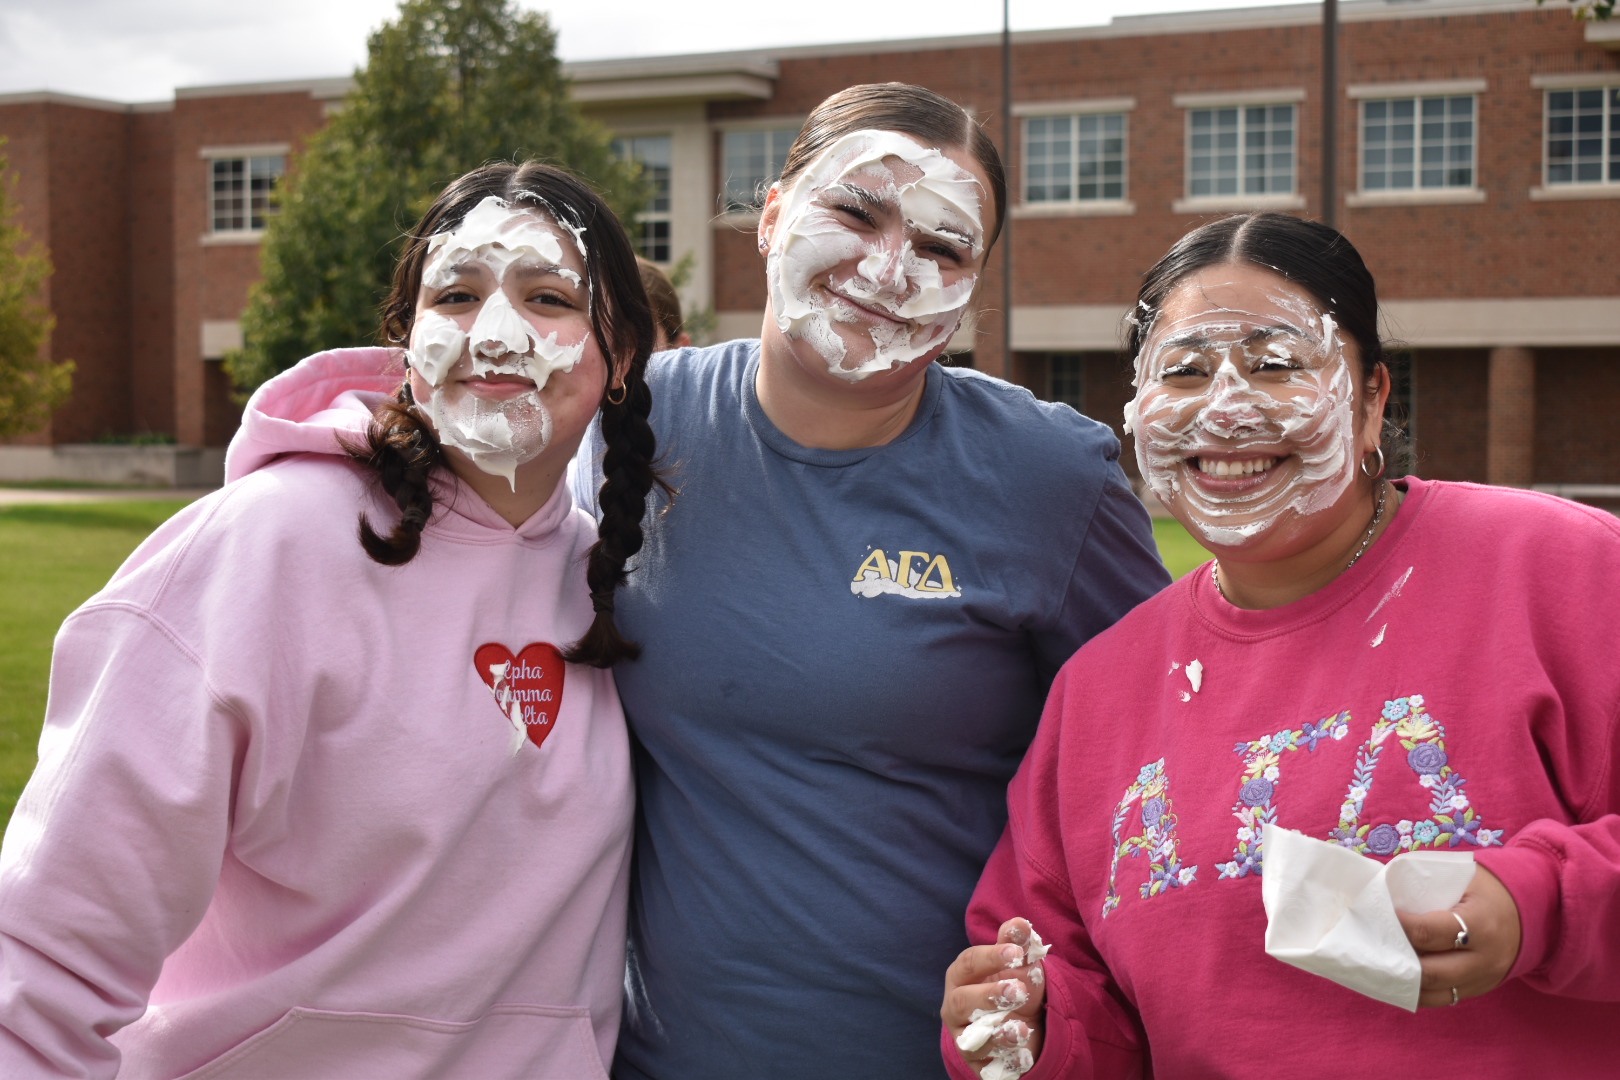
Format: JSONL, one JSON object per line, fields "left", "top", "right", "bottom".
{"left": 350, "top": 160, "right": 662, "bottom": 667}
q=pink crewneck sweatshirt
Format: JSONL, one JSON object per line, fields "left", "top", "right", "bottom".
{"left": 947, "top": 477, "right": 1620, "bottom": 1078}
{"left": 0, "top": 348, "right": 632, "bottom": 1079}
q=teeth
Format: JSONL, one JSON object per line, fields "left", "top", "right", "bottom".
{"left": 1194, "top": 457, "right": 1278, "bottom": 477}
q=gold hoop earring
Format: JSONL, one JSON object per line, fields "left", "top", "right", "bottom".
{"left": 605, "top": 383, "right": 627, "bottom": 406}
{"left": 1360, "top": 446, "right": 1386, "bottom": 480}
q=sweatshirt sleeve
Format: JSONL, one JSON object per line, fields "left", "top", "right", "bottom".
{"left": 942, "top": 676, "right": 1147, "bottom": 1080}
{"left": 0, "top": 604, "right": 242, "bottom": 1077}
{"left": 1034, "top": 462, "right": 1170, "bottom": 686}
{"left": 1473, "top": 696, "right": 1620, "bottom": 1001}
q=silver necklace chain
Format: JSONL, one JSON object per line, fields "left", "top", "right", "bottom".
{"left": 1212, "top": 481, "right": 1389, "bottom": 602}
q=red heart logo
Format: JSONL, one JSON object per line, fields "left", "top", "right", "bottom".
{"left": 473, "top": 642, "right": 567, "bottom": 752}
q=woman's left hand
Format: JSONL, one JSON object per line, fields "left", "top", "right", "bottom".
{"left": 1396, "top": 864, "right": 1521, "bottom": 1007}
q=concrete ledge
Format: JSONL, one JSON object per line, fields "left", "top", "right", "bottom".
{"left": 0, "top": 446, "right": 225, "bottom": 488}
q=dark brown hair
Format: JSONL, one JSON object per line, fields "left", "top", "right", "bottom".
{"left": 1128, "top": 212, "right": 1409, "bottom": 476}
{"left": 352, "top": 160, "right": 660, "bottom": 667}
{"left": 777, "top": 82, "right": 1008, "bottom": 253}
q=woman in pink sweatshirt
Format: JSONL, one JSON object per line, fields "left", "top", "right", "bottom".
{"left": 0, "top": 161, "right": 658, "bottom": 1078}
{"left": 943, "top": 213, "right": 1620, "bottom": 1078}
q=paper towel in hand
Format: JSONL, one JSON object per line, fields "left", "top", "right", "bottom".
{"left": 1260, "top": 822, "right": 1476, "bottom": 1011}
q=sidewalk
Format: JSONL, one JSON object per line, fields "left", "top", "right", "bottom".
{"left": 0, "top": 487, "right": 215, "bottom": 506}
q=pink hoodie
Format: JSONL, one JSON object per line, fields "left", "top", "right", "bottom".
{"left": 0, "top": 348, "right": 633, "bottom": 1079}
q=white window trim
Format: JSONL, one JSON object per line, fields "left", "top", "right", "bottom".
{"left": 613, "top": 132, "right": 675, "bottom": 264}
{"left": 1012, "top": 97, "right": 1135, "bottom": 117}
{"left": 1012, "top": 200, "right": 1136, "bottom": 219}
{"left": 1346, "top": 79, "right": 1487, "bottom": 100}
{"left": 199, "top": 142, "right": 290, "bottom": 160}
{"left": 1537, "top": 79, "right": 1620, "bottom": 195}
{"left": 1353, "top": 92, "right": 1481, "bottom": 199}
{"left": 1021, "top": 106, "right": 1134, "bottom": 213}
{"left": 1531, "top": 73, "right": 1620, "bottom": 91}
{"left": 1172, "top": 193, "right": 1307, "bottom": 214}
{"left": 1173, "top": 88, "right": 1305, "bottom": 109}
{"left": 1346, "top": 188, "right": 1487, "bottom": 207}
{"left": 202, "top": 146, "right": 288, "bottom": 242}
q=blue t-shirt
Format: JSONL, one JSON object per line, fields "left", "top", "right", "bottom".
{"left": 574, "top": 340, "right": 1169, "bottom": 1079}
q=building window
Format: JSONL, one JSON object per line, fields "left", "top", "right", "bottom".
{"left": 210, "top": 155, "right": 284, "bottom": 233}
{"left": 1546, "top": 87, "right": 1620, "bottom": 185}
{"left": 1047, "top": 354, "right": 1086, "bottom": 412}
{"left": 1361, "top": 96, "right": 1476, "bottom": 191}
{"left": 612, "top": 134, "right": 672, "bottom": 262}
{"left": 721, "top": 128, "right": 797, "bottom": 212}
{"left": 1187, "top": 105, "right": 1295, "bottom": 197}
{"left": 1025, "top": 114, "right": 1127, "bottom": 204}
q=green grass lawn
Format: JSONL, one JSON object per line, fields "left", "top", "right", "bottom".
{"left": 0, "top": 499, "right": 1207, "bottom": 836}
{"left": 0, "top": 500, "right": 195, "bottom": 829}
{"left": 1152, "top": 516, "right": 1209, "bottom": 580}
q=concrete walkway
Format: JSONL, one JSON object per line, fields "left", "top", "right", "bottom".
{"left": 0, "top": 487, "right": 215, "bottom": 506}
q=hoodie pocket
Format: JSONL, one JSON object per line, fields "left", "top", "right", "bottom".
{"left": 174, "top": 1003, "right": 610, "bottom": 1080}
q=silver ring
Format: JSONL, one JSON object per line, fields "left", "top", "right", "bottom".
{"left": 1450, "top": 986, "right": 1460, "bottom": 1006}
{"left": 1451, "top": 911, "right": 1470, "bottom": 949}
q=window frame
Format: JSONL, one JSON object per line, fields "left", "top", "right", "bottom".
{"left": 199, "top": 144, "right": 288, "bottom": 244}
{"left": 612, "top": 132, "right": 675, "bottom": 264}
{"left": 719, "top": 124, "right": 801, "bottom": 215}
{"left": 1013, "top": 98, "right": 1135, "bottom": 218}
{"left": 1533, "top": 73, "right": 1620, "bottom": 200}
{"left": 1345, "top": 80, "right": 1488, "bottom": 207}
{"left": 1171, "top": 90, "right": 1306, "bottom": 214}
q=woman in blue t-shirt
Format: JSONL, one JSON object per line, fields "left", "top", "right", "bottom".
{"left": 574, "top": 82, "right": 1170, "bottom": 1080}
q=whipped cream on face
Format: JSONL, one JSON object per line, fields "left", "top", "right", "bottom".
{"left": 765, "top": 130, "right": 983, "bottom": 381}
{"left": 1123, "top": 276, "right": 1358, "bottom": 547}
{"left": 408, "top": 196, "right": 591, "bottom": 489}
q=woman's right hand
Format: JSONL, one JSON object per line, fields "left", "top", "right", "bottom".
{"left": 942, "top": 918, "right": 1048, "bottom": 1078}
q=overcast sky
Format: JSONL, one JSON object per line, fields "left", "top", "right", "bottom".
{"left": 0, "top": 0, "right": 1308, "bottom": 104}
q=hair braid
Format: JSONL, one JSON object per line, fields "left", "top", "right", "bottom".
{"left": 349, "top": 384, "right": 443, "bottom": 566}
{"left": 561, "top": 366, "right": 662, "bottom": 668}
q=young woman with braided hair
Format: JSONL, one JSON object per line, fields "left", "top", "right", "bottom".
{"left": 0, "top": 161, "right": 656, "bottom": 1077}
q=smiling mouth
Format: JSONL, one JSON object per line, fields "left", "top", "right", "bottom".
{"left": 1190, "top": 456, "right": 1279, "bottom": 478}
{"left": 825, "top": 288, "right": 909, "bottom": 327}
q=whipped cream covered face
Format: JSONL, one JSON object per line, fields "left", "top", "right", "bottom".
{"left": 1124, "top": 264, "right": 1362, "bottom": 549}
{"left": 763, "top": 130, "right": 985, "bottom": 381}
{"left": 407, "top": 196, "right": 601, "bottom": 489}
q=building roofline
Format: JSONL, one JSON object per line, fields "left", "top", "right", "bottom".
{"left": 175, "top": 76, "right": 354, "bottom": 101}
{"left": 0, "top": 90, "right": 173, "bottom": 113}
{"left": 563, "top": 0, "right": 1545, "bottom": 83}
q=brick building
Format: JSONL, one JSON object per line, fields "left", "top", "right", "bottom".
{"left": 1, "top": 0, "right": 1616, "bottom": 491}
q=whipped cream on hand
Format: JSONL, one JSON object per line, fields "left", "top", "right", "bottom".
{"left": 951, "top": 923, "right": 1051, "bottom": 1080}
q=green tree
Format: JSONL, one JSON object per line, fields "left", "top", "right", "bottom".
{"left": 226, "top": 0, "right": 648, "bottom": 392}
{"left": 0, "top": 139, "right": 72, "bottom": 439}
{"left": 1538, "top": 0, "right": 1615, "bottom": 19}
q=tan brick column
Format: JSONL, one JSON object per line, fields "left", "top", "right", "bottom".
{"left": 1486, "top": 346, "right": 1535, "bottom": 488}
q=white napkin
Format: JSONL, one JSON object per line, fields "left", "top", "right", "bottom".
{"left": 1260, "top": 823, "right": 1476, "bottom": 1011}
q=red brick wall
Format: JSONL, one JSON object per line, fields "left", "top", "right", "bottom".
{"left": 42, "top": 102, "right": 133, "bottom": 443}
{"left": 1410, "top": 348, "right": 1488, "bottom": 481}
{"left": 171, "top": 90, "right": 327, "bottom": 446}
{"left": 1536, "top": 347, "right": 1620, "bottom": 485}
{"left": 129, "top": 109, "right": 175, "bottom": 439}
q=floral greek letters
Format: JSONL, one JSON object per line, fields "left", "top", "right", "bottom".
{"left": 1216, "top": 711, "right": 1351, "bottom": 879}
{"left": 1326, "top": 695, "right": 1503, "bottom": 853}
{"left": 1102, "top": 759, "right": 1198, "bottom": 918}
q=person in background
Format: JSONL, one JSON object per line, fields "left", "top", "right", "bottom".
{"left": 639, "top": 256, "right": 692, "bottom": 352}
{"left": 0, "top": 161, "right": 658, "bottom": 1079}
{"left": 572, "top": 82, "right": 1169, "bottom": 1079}
{"left": 943, "top": 212, "right": 1620, "bottom": 1079}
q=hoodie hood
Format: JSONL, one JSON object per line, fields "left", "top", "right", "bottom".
{"left": 225, "top": 348, "right": 403, "bottom": 484}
